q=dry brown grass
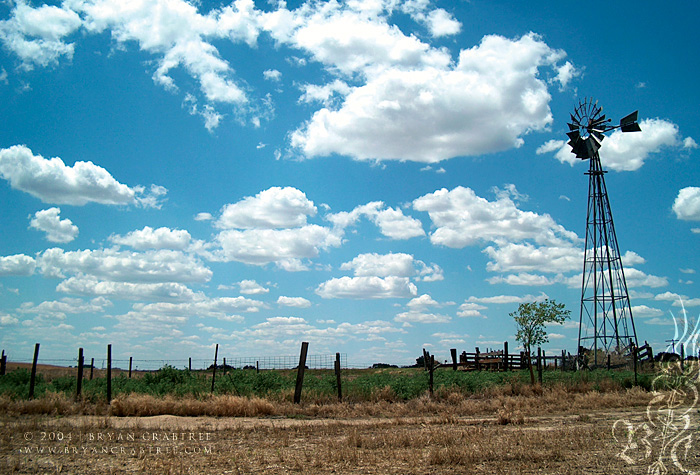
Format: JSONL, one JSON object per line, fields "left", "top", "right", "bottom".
{"left": 109, "top": 393, "right": 275, "bottom": 417}
{"left": 0, "top": 384, "right": 653, "bottom": 420}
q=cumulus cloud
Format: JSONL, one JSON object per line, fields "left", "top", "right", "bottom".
{"left": 237, "top": 280, "right": 269, "bottom": 295}
{"left": 0, "top": 1, "right": 82, "bottom": 69}
{"left": 457, "top": 302, "right": 487, "bottom": 318}
{"left": 0, "top": 145, "right": 165, "bottom": 207}
{"left": 466, "top": 293, "right": 549, "bottom": 305}
{"left": 394, "top": 310, "right": 450, "bottom": 324}
{"left": 277, "top": 296, "right": 312, "bottom": 308}
{"left": 291, "top": 33, "right": 566, "bottom": 162}
{"left": 0, "top": 254, "right": 36, "bottom": 276}
{"left": 673, "top": 187, "right": 700, "bottom": 221}
{"left": 216, "top": 225, "right": 342, "bottom": 267}
{"left": 413, "top": 186, "right": 578, "bottom": 248}
{"left": 217, "top": 187, "right": 317, "bottom": 229}
{"left": 339, "top": 252, "right": 442, "bottom": 281}
{"left": 316, "top": 276, "right": 417, "bottom": 299}
{"left": 18, "top": 297, "right": 111, "bottom": 316}
{"left": 327, "top": 201, "right": 424, "bottom": 239}
{"left": 56, "top": 275, "right": 199, "bottom": 302}
{"left": 37, "top": 247, "right": 212, "bottom": 283}
{"left": 110, "top": 226, "right": 192, "bottom": 250}
{"left": 29, "top": 207, "right": 78, "bottom": 243}
{"left": 483, "top": 242, "right": 581, "bottom": 274}
{"left": 538, "top": 119, "right": 688, "bottom": 171}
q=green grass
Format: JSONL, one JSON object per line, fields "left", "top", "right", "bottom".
{"left": 0, "top": 365, "right": 656, "bottom": 403}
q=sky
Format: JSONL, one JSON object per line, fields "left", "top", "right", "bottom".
{"left": 0, "top": 0, "right": 699, "bottom": 369}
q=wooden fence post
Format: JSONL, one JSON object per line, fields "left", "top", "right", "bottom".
{"left": 256, "top": 361, "right": 259, "bottom": 374}
{"left": 450, "top": 348, "right": 457, "bottom": 371}
{"left": 29, "top": 343, "right": 40, "bottom": 399}
{"left": 211, "top": 344, "right": 219, "bottom": 394}
{"left": 1, "top": 350, "right": 6, "bottom": 375}
{"left": 681, "top": 343, "right": 685, "bottom": 372}
{"left": 537, "top": 347, "right": 543, "bottom": 384}
{"left": 428, "top": 355, "right": 434, "bottom": 397}
{"left": 128, "top": 357, "right": 133, "bottom": 378}
{"left": 90, "top": 358, "right": 94, "bottom": 380}
{"left": 561, "top": 350, "right": 566, "bottom": 372}
{"left": 294, "top": 342, "right": 309, "bottom": 404}
{"left": 542, "top": 350, "right": 546, "bottom": 372}
{"left": 223, "top": 357, "right": 227, "bottom": 375}
{"left": 76, "top": 348, "right": 84, "bottom": 400}
{"left": 632, "top": 340, "right": 638, "bottom": 386}
{"left": 475, "top": 347, "right": 481, "bottom": 371}
{"left": 503, "top": 341, "right": 509, "bottom": 371}
{"left": 422, "top": 348, "right": 429, "bottom": 370}
{"left": 188, "top": 357, "right": 192, "bottom": 371}
{"left": 607, "top": 354, "right": 611, "bottom": 371}
{"left": 335, "top": 352, "right": 342, "bottom": 402}
{"left": 107, "top": 344, "right": 112, "bottom": 402}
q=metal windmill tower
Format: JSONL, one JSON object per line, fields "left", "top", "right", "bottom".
{"left": 566, "top": 98, "right": 641, "bottom": 366}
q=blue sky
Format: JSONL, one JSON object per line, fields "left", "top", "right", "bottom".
{"left": 0, "top": 0, "right": 698, "bottom": 368}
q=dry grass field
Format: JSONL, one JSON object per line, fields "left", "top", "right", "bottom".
{"left": 2, "top": 386, "right": 699, "bottom": 474}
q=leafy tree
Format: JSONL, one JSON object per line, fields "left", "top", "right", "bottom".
{"left": 510, "top": 299, "right": 571, "bottom": 384}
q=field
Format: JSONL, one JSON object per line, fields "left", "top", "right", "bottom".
{"left": 1, "top": 364, "right": 699, "bottom": 474}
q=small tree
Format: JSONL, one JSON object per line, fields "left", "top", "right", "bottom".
{"left": 510, "top": 299, "right": 570, "bottom": 384}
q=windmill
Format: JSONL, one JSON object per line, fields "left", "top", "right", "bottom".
{"left": 566, "top": 98, "right": 641, "bottom": 366}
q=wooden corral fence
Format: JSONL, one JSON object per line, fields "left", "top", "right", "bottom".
{"left": 425, "top": 342, "right": 579, "bottom": 373}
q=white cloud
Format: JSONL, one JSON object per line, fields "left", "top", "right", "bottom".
{"left": 484, "top": 242, "right": 581, "bottom": 274}
{"left": 18, "top": 297, "right": 111, "bottom": 316}
{"left": 327, "top": 201, "right": 424, "bottom": 239}
{"left": 339, "top": 252, "right": 442, "bottom": 281}
{"left": 0, "top": 1, "right": 82, "bottom": 69}
{"left": 194, "top": 212, "right": 213, "bottom": 221}
{"left": 407, "top": 294, "right": 439, "bottom": 308}
{"left": 110, "top": 226, "right": 192, "bottom": 250}
{"left": 216, "top": 225, "right": 342, "bottom": 267}
{"left": 237, "top": 280, "right": 269, "bottom": 295}
{"left": 0, "top": 254, "right": 37, "bottom": 276}
{"left": 29, "top": 207, "right": 78, "bottom": 243}
{"left": 277, "top": 296, "right": 312, "bottom": 308}
{"left": 341, "top": 252, "right": 415, "bottom": 277}
{"left": 623, "top": 268, "right": 668, "bottom": 288}
{"left": 291, "top": 33, "right": 565, "bottom": 162}
{"left": 56, "top": 275, "right": 199, "bottom": 302}
{"left": 76, "top": 0, "right": 251, "bottom": 105}
{"left": 540, "top": 119, "right": 686, "bottom": 172}
{"left": 0, "top": 313, "right": 19, "bottom": 326}
{"left": 622, "top": 250, "right": 646, "bottom": 266}
{"left": 466, "top": 293, "right": 549, "bottom": 305}
{"left": 553, "top": 61, "right": 580, "bottom": 89}
{"left": 395, "top": 310, "right": 450, "bottom": 324}
{"left": 263, "top": 69, "right": 281, "bottom": 81}
{"left": 316, "top": 276, "right": 418, "bottom": 299}
{"left": 457, "top": 302, "right": 487, "bottom": 318}
{"left": 0, "top": 145, "right": 165, "bottom": 207}
{"left": 486, "top": 273, "right": 561, "bottom": 287}
{"left": 298, "top": 79, "right": 351, "bottom": 105}
{"left": 424, "top": 8, "right": 461, "bottom": 38}
{"left": 217, "top": 186, "right": 317, "bottom": 229}
{"left": 631, "top": 305, "right": 664, "bottom": 318}
{"left": 413, "top": 186, "right": 578, "bottom": 248}
{"left": 673, "top": 187, "right": 700, "bottom": 221}
{"left": 37, "top": 247, "right": 212, "bottom": 283}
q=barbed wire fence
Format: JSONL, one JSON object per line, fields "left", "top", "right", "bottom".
{"left": 2, "top": 352, "right": 350, "bottom": 371}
